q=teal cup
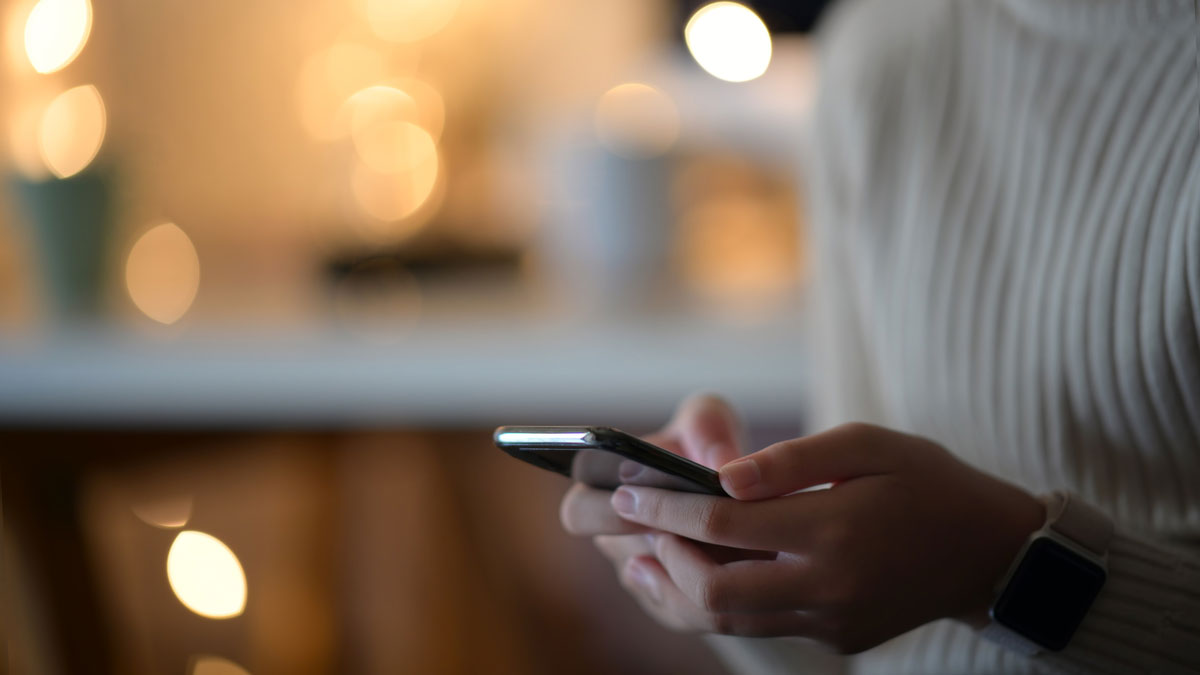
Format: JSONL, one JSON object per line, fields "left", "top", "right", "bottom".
{"left": 10, "top": 167, "right": 114, "bottom": 322}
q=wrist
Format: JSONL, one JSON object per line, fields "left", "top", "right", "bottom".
{"left": 959, "top": 488, "right": 1046, "bottom": 628}
{"left": 980, "top": 492, "right": 1114, "bottom": 652}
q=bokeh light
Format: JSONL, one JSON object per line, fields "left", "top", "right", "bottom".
{"left": 393, "top": 78, "right": 445, "bottom": 141}
{"left": 361, "top": 0, "right": 460, "bottom": 43}
{"left": 295, "top": 43, "right": 388, "bottom": 141}
{"left": 341, "top": 86, "right": 420, "bottom": 140}
{"left": 38, "top": 84, "right": 105, "bottom": 178}
{"left": 10, "top": 101, "right": 50, "bottom": 179}
{"left": 23, "top": 0, "right": 92, "bottom": 74}
{"left": 340, "top": 81, "right": 446, "bottom": 142}
{"left": 353, "top": 120, "right": 437, "bottom": 174}
{"left": 593, "top": 82, "right": 679, "bottom": 159}
{"left": 191, "top": 656, "right": 252, "bottom": 675}
{"left": 125, "top": 223, "right": 201, "bottom": 325}
{"left": 351, "top": 156, "right": 440, "bottom": 237}
{"left": 131, "top": 494, "right": 193, "bottom": 529}
{"left": 684, "top": 2, "right": 772, "bottom": 83}
{"left": 167, "top": 531, "right": 247, "bottom": 619}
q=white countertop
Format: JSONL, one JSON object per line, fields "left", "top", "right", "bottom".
{"left": 0, "top": 314, "right": 811, "bottom": 429}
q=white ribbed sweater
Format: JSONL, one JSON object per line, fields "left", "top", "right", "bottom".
{"left": 714, "top": 0, "right": 1200, "bottom": 673}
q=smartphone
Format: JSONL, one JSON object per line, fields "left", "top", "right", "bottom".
{"left": 493, "top": 425, "right": 727, "bottom": 496}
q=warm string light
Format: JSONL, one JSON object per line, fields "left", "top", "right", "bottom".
{"left": 350, "top": 156, "right": 440, "bottom": 232}
{"left": 340, "top": 82, "right": 446, "bottom": 145}
{"left": 684, "top": 2, "right": 772, "bottom": 83}
{"left": 10, "top": 100, "right": 51, "bottom": 179}
{"left": 124, "top": 223, "right": 201, "bottom": 324}
{"left": 131, "top": 494, "right": 194, "bottom": 529}
{"left": 594, "top": 82, "right": 680, "bottom": 159}
{"left": 354, "top": 120, "right": 437, "bottom": 174}
{"left": 167, "top": 530, "right": 247, "bottom": 619}
{"left": 297, "top": 58, "right": 447, "bottom": 240}
{"left": 190, "top": 656, "right": 252, "bottom": 675}
{"left": 341, "top": 85, "right": 419, "bottom": 139}
{"left": 14, "top": 0, "right": 107, "bottom": 179}
{"left": 38, "top": 84, "right": 105, "bottom": 178}
{"left": 343, "top": 84, "right": 443, "bottom": 237}
{"left": 294, "top": 0, "right": 459, "bottom": 242}
{"left": 23, "top": 0, "right": 92, "bottom": 74}
{"left": 390, "top": 77, "right": 444, "bottom": 141}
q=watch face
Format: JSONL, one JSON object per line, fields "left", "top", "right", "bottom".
{"left": 991, "top": 537, "right": 1107, "bottom": 651}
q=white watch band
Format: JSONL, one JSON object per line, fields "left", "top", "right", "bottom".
{"left": 1044, "top": 492, "right": 1114, "bottom": 556}
{"left": 981, "top": 491, "right": 1113, "bottom": 655}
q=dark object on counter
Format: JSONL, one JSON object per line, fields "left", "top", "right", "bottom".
{"left": 10, "top": 167, "right": 114, "bottom": 321}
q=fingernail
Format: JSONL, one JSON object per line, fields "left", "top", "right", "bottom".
{"left": 628, "top": 561, "right": 662, "bottom": 603}
{"left": 720, "top": 458, "right": 760, "bottom": 491}
{"left": 612, "top": 487, "right": 638, "bottom": 515}
{"left": 619, "top": 460, "right": 645, "bottom": 482}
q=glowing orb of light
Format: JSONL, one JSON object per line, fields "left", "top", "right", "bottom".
{"left": 131, "top": 494, "right": 193, "bottom": 529}
{"left": 350, "top": 154, "right": 440, "bottom": 233}
{"left": 594, "top": 82, "right": 680, "bottom": 159}
{"left": 38, "top": 84, "right": 105, "bottom": 178}
{"left": 191, "top": 656, "right": 252, "bottom": 675}
{"left": 166, "top": 530, "right": 247, "bottom": 619}
{"left": 340, "top": 86, "right": 420, "bottom": 140}
{"left": 684, "top": 2, "right": 772, "bottom": 83}
{"left": 24, "top": 0, "right": 92, "bottom": 74}
{"left": 353, "top": 120, "right": 437, "bottom": 175}
{"left": 124, "top": 223, "right": 201, "bottom": 325}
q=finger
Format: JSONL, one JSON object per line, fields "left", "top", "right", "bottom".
{"left": 621, "top": 556, "right": 819, "bottom": 637}
{"left": 620, "top": 556, "right": 694, "bottom": 632}
{"left": 642, "top": 431, "right": 684, "bottom": 457}
{"left": 611, "top": 486, "right": 835, "bottom": 550}
{"left": 593, "top": 534, "right": 655, "bottom": 566}
{"left": 560, "top": 483, "right": 648, "bottom": 536}
{"left": 666, "top": 393, "right": 745, "bottom": 468}
{"left": 614, "top": 482, "right": 840, "bottom": 547}
{"left": 618, "top": 460, "right": 714, "bottom": 492}
{"left": 719, "top": 423, "right": 898, "bottom": 500}
{"left": 653, "top": 534, "right": 815, "bottom": 613}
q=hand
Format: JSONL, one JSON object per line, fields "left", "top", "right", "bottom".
{"left": 558, "top": 393, "right": 746, "bottom": 583}
{"left": 607, "top": 423, "right": 1045, "bottom": 653}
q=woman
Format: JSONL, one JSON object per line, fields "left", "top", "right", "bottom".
{"left": 560, "top": 0, "right": 1200, "bottom": 672}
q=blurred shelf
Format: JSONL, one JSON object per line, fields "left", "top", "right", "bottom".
{"left": 0, "top": 313, "right": 812, "bottom": 429}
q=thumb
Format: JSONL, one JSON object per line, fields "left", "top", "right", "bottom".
{"left": 667, "top": 393, "right": 744, "bottom": 468}
{"left": 718, "top": 423, "right": 896, "bottom": 500}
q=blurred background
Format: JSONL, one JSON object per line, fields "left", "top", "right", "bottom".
{"left": 0, "top": 0, "right": 831, "bottom": 672}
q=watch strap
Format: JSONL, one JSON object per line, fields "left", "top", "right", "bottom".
{"left": 1045, "top": 491, "right": 1114, "bottom": 557}
{"left": 981, "top": 491, "right": 1113, "bottom": 655}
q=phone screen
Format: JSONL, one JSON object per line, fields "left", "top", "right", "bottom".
{"left": 494, "top": 426, "right": 726, "bottom": 496}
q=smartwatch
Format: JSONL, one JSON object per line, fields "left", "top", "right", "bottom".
{"left": 982, "top": 491, "right": 1113, "bottom": 654}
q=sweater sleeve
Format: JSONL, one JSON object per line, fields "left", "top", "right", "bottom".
{"left": 1032, "top": 528, "right": 1200, "bottom": 674}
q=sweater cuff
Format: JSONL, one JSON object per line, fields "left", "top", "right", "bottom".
{"left": 1037, "top": 530, "right": 1200, "bottom": 674}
